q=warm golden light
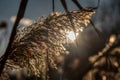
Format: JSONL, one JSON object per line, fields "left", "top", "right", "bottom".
{"left": 66, "top": 31, "right": 78, "bottom": 41}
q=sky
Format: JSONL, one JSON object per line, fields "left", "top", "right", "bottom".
{"left": 0, "top": 0, "right": 120, "bottom": 57}
{"left": 0, "top": 0, "right": 98, "bottom": 22}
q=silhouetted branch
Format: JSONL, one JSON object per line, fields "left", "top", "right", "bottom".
{"left": 0, "top": 0, "right": 28, "bottom": 75}
{"left": 52, "top": 0, "right": 55, "bottom": 12}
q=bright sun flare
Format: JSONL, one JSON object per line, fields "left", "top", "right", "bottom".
{"left": 66, "top": 31, "right": 78, "bottom": 41}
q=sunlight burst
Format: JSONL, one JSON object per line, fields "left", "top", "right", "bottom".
{"left": 66, "top": 31, "right": 79, "bottom": 42}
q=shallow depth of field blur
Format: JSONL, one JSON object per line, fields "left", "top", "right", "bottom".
{"left": 0, "top": 0, "right": 120, "bottom": 80}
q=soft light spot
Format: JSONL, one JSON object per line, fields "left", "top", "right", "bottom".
{"left": 66, "top": 31, "right": 78, "bottom": 42}
{"left": 10, "top": 16, "right": 33, "bottom": 26}
{"left": 109, "top": 35, "right": 116, "bottom": 43}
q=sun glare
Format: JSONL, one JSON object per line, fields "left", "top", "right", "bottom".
{"left": 66, "top": 31, "right": 79, "bottom": 41}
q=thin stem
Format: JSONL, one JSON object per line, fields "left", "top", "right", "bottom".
{"left": 0, "top": 0, "right": 28, "bottom": 75}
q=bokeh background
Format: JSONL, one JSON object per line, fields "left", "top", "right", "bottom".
{"left": 0, "top": 0, "right": 120, "bottom": 66}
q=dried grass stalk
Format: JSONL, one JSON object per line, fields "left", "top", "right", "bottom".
{"left": 2, "top": 10, "right": 94, "bottom": 79}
